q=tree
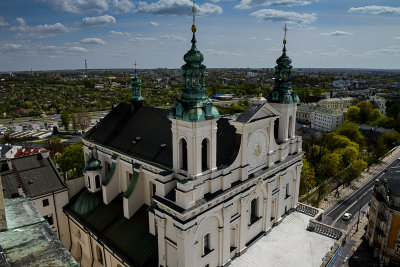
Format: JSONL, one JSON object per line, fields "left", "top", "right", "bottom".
{"left": 60, "top": 110, "right": 70, "bottom": 131}
{"left": 317, "top": 152, "right": 341, "bottom": 182}
{"left": 54, "top": 143, "right": 84, "bottom": 180}
{"left": 346, "top": 106, "right": 360, "bottom": 123}
{"left": 300, "top": 159, "right": 316, "bottom": 195}
{"left": 337, "top": 122, "right": 365, "bottom": 147}
{"left": 387, "top": 103, "right": 400, "bottom": 118}
{"left": 356, "top": 101, "right": 373, "bottom": 123}
{"left": 371, "top": 109, "right": 383, "bottom": 122}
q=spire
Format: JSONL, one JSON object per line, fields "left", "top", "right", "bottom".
{"left": 131, "top": 61, "right": 143, "bottom": 101}
{"left": 267, "top": 24, "right": 300, "bottom": 104}
{"left": 169, "top": 2, "right": 220, "bottom": 122}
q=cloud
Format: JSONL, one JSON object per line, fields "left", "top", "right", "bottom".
{"left": 149, "top": 21, "right": 159, "bottom": 26}
{"left": 67, "top": 46, "right": 88, "bottom": 52}
{"left": 81, "top": 15, "right": 116, "bottom": 26}
{"left": 249, "top": 37, "right": 257, "bottom": 40}
{"left": 365, "top": 47, "right": 400, "bottom": 56}
{"left": 81, "top": 37, "right": 106, "bottom": 44}
{"left": 0, "top": 17, "right": 9, "bottom": 27}
{"left": 159, "top": 34, "right": 186, "bottom": 41}
{"left": 395, "top": 37, "right": 400, "bottom": 40}
{"left": 110, "top": 0, "right": 134, "bottom": 13}
{"left": 40, "top": 0, "right": 108, "bottom": 14}
{"left": 320, "top": 31, "right": 353, "bottom": 37}
{"left": 10, "top": 18, "right": 70, "bottom": 38}
{"left": 134, "top": 0, "right": 222, "bottom": 16}
{"left": 130, "top": 37, "right": 158, "bottom": 41}
{"left": 349, "top": 5, "right": 400, "bottom": 15}
{"left": 3, "top": 43, "right": 23, "bottom": 51}
{"left": 250, "top": 9, "right": 316, "bottom": 25}
{"left": 236, "top": 0, "right": 311, "bottom": 10}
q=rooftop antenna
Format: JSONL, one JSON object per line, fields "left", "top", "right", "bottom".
{"left": 84, "top": 59, "right": 88, "bottom": 77}
{"left": 188, "top": 1, "right": 198, "bottom": 32}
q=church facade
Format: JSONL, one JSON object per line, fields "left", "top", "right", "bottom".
{"left": 64, "top": 21, "right": 303, "bottom": 267}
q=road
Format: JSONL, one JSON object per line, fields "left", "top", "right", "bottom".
{"left": 322, "top": 152, "right": 400, "bottom": 230}
{"left": 0, "top": 110, "right": 109, "bottom": 126}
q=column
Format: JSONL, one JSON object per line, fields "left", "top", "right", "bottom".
{"left": 156, "top": 217, "right": 166, "bottom": 267}
{"left": 222, "top": 205, "right": 232, "bottom": 264}
{"left": 175, "top": 226, "right": 196, "bottom": 267}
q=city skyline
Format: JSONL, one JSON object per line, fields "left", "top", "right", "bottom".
{"left": 0, "top": 0, "right": 399, "bottom": 71}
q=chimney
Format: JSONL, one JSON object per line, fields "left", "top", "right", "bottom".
{"left": 0, "top": 176, "right": 8, "bottom": 231}
{"left": 40, "top": 149, "right": 49, "bottom": 159}
{"left": 18, "top": 187, "right": 24, "bottom": 198}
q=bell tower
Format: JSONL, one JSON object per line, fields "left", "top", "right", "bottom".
{"left": 267, "top": 24, "right": 300, "bottom": 143}
{"left": 169, "top": 3, "right": 220, "bottom": 179}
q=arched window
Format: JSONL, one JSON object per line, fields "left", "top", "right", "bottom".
{"left": 203, "top": 233, "right": 211, "bottom": 255}
{"left": 201, "top": 138, "right": 209, "bottom": 171}
{"left": 274, "top": 118, "right": 280, "bottom": 141}
{"left": 96, "top": 245, "right": 103, "bottom": 264}
{"left": 87, "top": 176, "right": 91, "bottom": 189}
{"left": 250, "top": 198, "right": 258, "bottom": 224}
{"left": 288, "top": 115, "right": 293, "bottom": 138}
{"left": 95, "top": 175, "right": 101, "bottom": 189}
{"left": 180, "top": 138, "right": 188, "bottom": 171}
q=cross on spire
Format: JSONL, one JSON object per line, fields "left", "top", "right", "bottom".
{"left": 283, "top": 23, "right": 288, "bottom": 44}
{"left": 133, "top": 61, "right": 138, "bottom": 76}
{"left": 192, "top": 1, "right": 197, "bottom": 26}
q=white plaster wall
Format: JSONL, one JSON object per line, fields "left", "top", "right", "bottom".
{"left": 194, "top": 216, "right": 220, "bottom": 267}
{"left": 66, "top": 176, "right": 85, "bottom": 199}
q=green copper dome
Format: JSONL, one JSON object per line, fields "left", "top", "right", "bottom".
{"left": 267, "top": 40, "right": 300, "bottom": 104}
{"left": 72, "top": 190, "right": 103, "bottom": 216}
{"left": 169, "top": 24, "right": 220, "bottom": 122}
{"left": 83, "top": 150, "right": 102, "bottom": 172}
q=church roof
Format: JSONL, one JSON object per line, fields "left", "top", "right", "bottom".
{"left": 84, "top": 103, "right": 240, "bottom": 169}
{"left": 65, "top": 192, "right": 158, "bottom": 266}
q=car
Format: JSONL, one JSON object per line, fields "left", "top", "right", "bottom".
{"left": 342, "top": 213, "right": 352, "bottom": 221}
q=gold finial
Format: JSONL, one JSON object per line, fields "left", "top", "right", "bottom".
{"left": 283, "top": 23, "right": 288, "bottom": 44}
{"left": 259, "top": 93, "right": 262, "bottom": 97}
{"left": 191, "top": 1, "right": 197, "bottom": 32}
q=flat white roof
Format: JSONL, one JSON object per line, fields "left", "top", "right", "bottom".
{"left": 230, "top": 212, "right": 335, "bottom": 267}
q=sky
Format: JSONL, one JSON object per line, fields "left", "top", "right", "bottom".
{"left": 0, "top": 0, "right": 399, "bottom": 71}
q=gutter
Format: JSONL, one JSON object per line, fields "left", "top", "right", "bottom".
{"left": 52, "top": 191, "right": 61, "bottom": 240}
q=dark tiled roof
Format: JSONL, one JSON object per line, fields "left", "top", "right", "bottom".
{"left": 0, "top": 154, "right": 66, "bottom": 198}
{"left": 84, "top": 104, "right": 173, "bottom": 168}
{"left": 0, "top": 144, "right": 11, "bottom": 158}
{"left": 84, "top": 104, "right": 240, "bottom": 169}
{"left": 65, "top": 191, "right": 158, "bottom": 267}
{"left": 235, "top": 103, "right": 265, "bottom": 123}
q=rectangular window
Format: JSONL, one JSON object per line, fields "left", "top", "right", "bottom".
{"left": 42, "top": 198, "right": 49, "bottom": 207}
{"left": 44, "top": 214, "right": 54, "bottom": 225}
{"left": 396, "top": 245, "right": 400, "bottom": 254}
{"left": 203, "top": 233, "right": 211, "bottom": 255}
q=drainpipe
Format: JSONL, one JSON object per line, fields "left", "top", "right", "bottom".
{"left": 52, "top": 191, "right": 61, "bottom": 240}
{"left": 66, "top": 213, "right": 72, "bottom": 251}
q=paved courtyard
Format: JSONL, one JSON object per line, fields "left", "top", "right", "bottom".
{"left": 230, "top": 212, "right": 336, "bottom": 267}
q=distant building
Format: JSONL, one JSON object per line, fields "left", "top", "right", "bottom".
{"left": 318, "top": 97, "right": 356, "bottom": 111}
{"left": 312, "top": 106, "right": 345, "bottom": 132}
{"left": 368, "top": 92, "right": 386, "bottom": 116}
{"left": 0, "top": 197, "right": 78, "bottom": 267}
{"left": 331, "top": 80, "right": 350, "bottom": 90}
{"left": 366, "top": 172, "right": 400, "bottom": 266}
{"left": 0, "top": 152, "right": 70, "bottom": 248}
{"left": 296, "top": 103, "right": 317, "bottom": 125}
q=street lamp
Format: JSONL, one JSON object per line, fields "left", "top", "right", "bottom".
{"left": 356, "top": 195, "right": 362, "bottom": 232}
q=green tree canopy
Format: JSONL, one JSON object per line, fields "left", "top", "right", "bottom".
{"left": 300, "top": 158, "right": 316, "bottom": 195}
{"left": 60, "top": 110, "right": 70, "bottom": 131}
{"left": 356, "top": 101, "right": 373, "bottom": 123}
{"left": 346, "top": 106, "right": 360, "bottom": 123}
{"left": 54, "top": 143, "right": 84, "bottom": 180}
{"left": 337, "top": 122, "right": 365, "bottom": 147}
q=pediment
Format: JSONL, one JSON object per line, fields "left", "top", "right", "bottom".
{"left": 250, "top": 103, "right": 280, "bottom": 122}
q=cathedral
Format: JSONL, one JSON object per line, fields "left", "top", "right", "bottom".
{"left": 64, "top": 19, "right": 303, "bottom": 267}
